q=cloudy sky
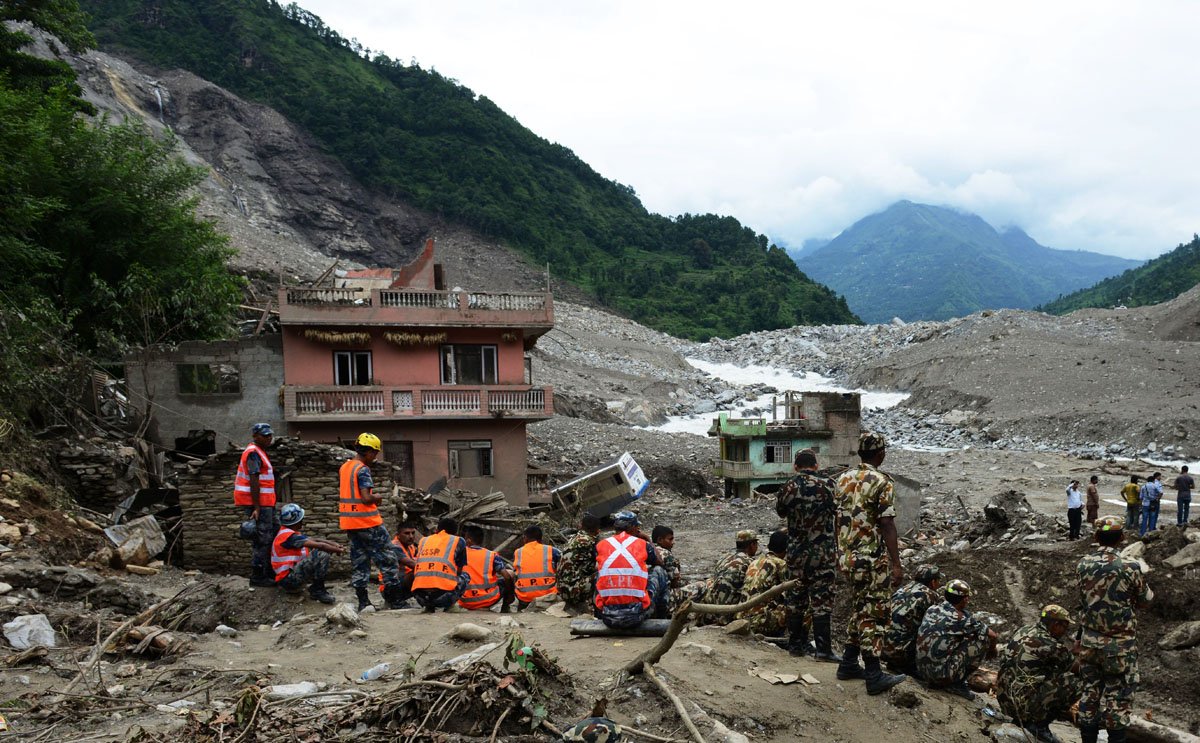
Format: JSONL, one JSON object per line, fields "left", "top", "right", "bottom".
{"left": 297, "top": 1, "right": 1200, "bottom": 259}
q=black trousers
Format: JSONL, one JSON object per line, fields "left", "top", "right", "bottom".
{"left": 1067, "top": 507, "right": 1083, "bottom": 540}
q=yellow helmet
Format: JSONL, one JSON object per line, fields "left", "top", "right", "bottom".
{"left": 355, "top": 432, "right": 382, "bottom": 451}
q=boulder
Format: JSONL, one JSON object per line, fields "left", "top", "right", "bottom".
{"left": 1120, "top": 541, "right": 1146, "bottom": 559}
{"left": 445, "top": 623, "right": 493, "bottom": 642}
{"left": 1158, "top": 621, "right": 1200, "bottom": 650}
{"left": 1163, "top": 542, "right": 1200, "bottom": 569}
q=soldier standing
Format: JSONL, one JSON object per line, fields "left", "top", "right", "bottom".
{"left": 881, "top": 564, "right": 943, "bottom": 675}
{"left": 996, "top": 604, "right": 1079, "bottom": 743}
{"left": 339, "top": 433, "right": 407, "bottom": 612}
{"left": 775, "top": 448, "right": 839, "bottom": 661}
{"left": 834, "top": 431, "right": 906, "bottom": 694}
{"left": 1076, "top": 515, "right": 1152, "bottom": 743}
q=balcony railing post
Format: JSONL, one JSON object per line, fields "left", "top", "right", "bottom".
{"left": 413, "top": 389, "right": 424, "bottom": 416}
{"left": 479, "top": 388, "right": 489, "bottom": 415}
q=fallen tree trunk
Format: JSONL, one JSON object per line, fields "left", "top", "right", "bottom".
{"left": 1127, "top": 717, "right": 1200, "bottom": 743}
{"left": 643, "top": 663, "right": 706, "bottom": 743}
{"left": 623, "top": 579, "right": 798, "bottom": 674}
{"left": 569, "top": 619, "right": 673, "bottom": 637}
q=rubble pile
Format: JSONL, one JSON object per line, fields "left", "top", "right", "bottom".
{"left": 56, "top": 440, "right": 143, "bottom": 512}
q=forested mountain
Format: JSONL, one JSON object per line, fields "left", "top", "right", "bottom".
{"left": 1040, "top": 235, "right": 1200, "bottom": 314}
{"left": 797, "top": 201, "right": 1140, "bottom": 323}
{"left": 79, "top": 0, "right": 857, "bottom": 339}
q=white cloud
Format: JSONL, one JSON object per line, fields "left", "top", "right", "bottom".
{"left": 296, "top": 0, "right": 1200, "bottom": 259}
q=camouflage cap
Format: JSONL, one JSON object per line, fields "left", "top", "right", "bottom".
{"left": 1040, "top": 604, "right": 1072, "bottom": 623}
{"left": 1094, "top": 514, "right": 1124, "bottom": 532}
{"left": 858, "top": 431, "right": 887, "bottom": 454}
{"left": 913, "top": 564, "right": 942, "bottom": 585}
{"left": 945, "top": 578, "right": 972, "bottom": 597}
{"left": 562, "top": 717, "right": 623, "bottom": 743}
{"left": 735, "top": 530, "right": 759, "bottom": 543}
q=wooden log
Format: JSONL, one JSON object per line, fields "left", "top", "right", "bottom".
{"left": 1127, "top": 717, "right": 1200, "bottom": 743}
{"left": 569, "top": 619, "right": 673, "bottom": 637}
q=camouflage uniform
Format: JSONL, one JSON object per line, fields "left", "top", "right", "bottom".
{"left": 996, "top": 621, "right": 1080, "bottom": 725}
{"left": 654, "top": 545, "right": 682, "bottom": 612}
{"left": 557, "top": 530, "right": 598, "bottom": 609}
{"left": 915, "top": 600, "right": 990, "bottom": 685}
{"left": 562, "top": 717, "right": 623, "bottom": 742}
{"left": 696, "top": 550, "right": 752, "bottom": 625}
{"left": 737, "top": 552, "right": 790, "bottom": 635}
{"left": 835, "top": 462, "right": 897, "bottom": 655}
{"left": 348, "top": 524, "right": 402, "bottom": 590}
{"left": 278, "top": 550, "right": 331, "bottom": 592}
{"left": 882, "top": 579, "right": 939, "bottom": 671}
{"left": 1076, "top": 542, "right": 1150, "bottom": 732}
{"left": 776, "top": 471, "right": 837, "bottom": 623}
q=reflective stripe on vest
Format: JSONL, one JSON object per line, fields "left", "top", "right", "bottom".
{"left": 338, "top": 459, "right": 382, "bottom": 530}
{"left": 270, "top": 527, "right": 309, "bottom": 580}
{"left": 411, "top": 532, "right": 462, "bottom": 591}
{"left": 233, "top": 444, "right": 276, "bottom": 507}
{"left": 459, "top": 546, "right": 501, "bottom": 609}
{"left": 514, "top": 542, "right": 557, "bottom": 601}
{"left": 594, "top": 533, "right": 650, "bottom": 610}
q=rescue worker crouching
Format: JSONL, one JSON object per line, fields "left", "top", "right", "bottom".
{"left": 270, "top": 503, "right": 346, "bottom": 603}
{"left": 514, "top": 524, "right": 560, "bottom": 610}
{"left": 412, "top": 517, "right": 470, "bottom": 612}
{"left": 379, "top": 521, "right": 420, "bottom": 603}
{"left": 459, "top": 523, "right": 516, "bottom": 612}
{"left": 594, "top": 511, "right": 669, "bottom": 628}
{"left": 339, "top": 433, "right": 407, "bottom": 612}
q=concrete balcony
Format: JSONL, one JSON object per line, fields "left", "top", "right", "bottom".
{"left": 283, "top": 384, "right": 554, "bottom": 421}
{"left": 279, "top": 288, "right": 554, "bottom": 337}
{"left": 711, "top": 458, "right": 795, "bottom": 480}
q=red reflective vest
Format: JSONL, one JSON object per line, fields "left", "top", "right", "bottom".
{"left": 460, "top": 547, "right": 501, "bottom": 609}
{"left": 412, "top": 531, "right": 463, "bottom": 591}
{"left": 338, "top": 459, "right": 382, "bottom": 530}
{"left": 594, "top": 533, "right": 650, "bottom": 611}
{"left": 233, "top": 444, "right": 275, "bottom": 507}
{"left": 270, "top": 527, "right": 308, "bottom": 581}
{"left": 514, "top": 542, "right": 557, "bottom": 602}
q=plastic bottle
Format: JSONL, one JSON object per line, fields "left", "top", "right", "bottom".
{"left": 360, "top": 662, "right": 390, "bottom": 681}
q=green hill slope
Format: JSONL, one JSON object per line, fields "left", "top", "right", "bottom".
{"left": 798, "top": 201, "right": 1140, "bottom": 323}
{"left": 79, "top": 0, "right": 857, "bottom": 339}
{"left": 1039, "top": 234, "right": 1200, "bottom": 314}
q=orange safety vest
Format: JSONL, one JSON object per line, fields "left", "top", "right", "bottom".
{"left": 378, "top": 538, "right": 419, "bottom": 593}
{"left": 270, "top": 527, "right": 308, "bottom": 581}
{"left": 459, "top": 546, "right": 502, "bottom": 609}
{"left": 594, "top": 533, "right": 650, "bottom": 611}
{"left": 233, "top": 444, "right": 276, "bottom": 507}
{"left": 412, "top": 531, "right": 463, "bottom": 591}
{"left": 514, "top": 542, "right": 557, "bottom": 602}
{"left": 338, "top": 459, "right": 382, "bottom": 530}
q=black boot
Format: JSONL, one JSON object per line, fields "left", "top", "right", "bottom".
{"left": 309, "top": 580, "right": 335, "bottom": 605}
{"left": 249, "top": 565, "right": 276, "bottom": 588}
{"left": 1078, "top": 725, "right": 1099, "bottom": 743}
{"left": 786, "top": 615, "right": 810, "bottom": 657}
{"left": 382, "top": 585, "right": 409, "bottom": 610}
{"left": 811, "top": 615, "right": 841, "bottom": 663}
{"left": 1105, "top": 729, "right": 1126, "bottom": 743}
{"left": 836, "top": 644, "right": 865, "bottom": 680}
{"left": 863, "top": 652, "right": 905, "bottom": 695}
{"left": 356, "top": 586, "right": 374, "bottom": 613}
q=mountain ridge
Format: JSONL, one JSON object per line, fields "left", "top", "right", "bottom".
{"left": 797, "top": 201, "right": 1141, "bottom": 323}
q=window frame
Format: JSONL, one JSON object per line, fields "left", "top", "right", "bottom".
{"left": 333, "top": 350, "right": 373, "bottom": 386}
{"left": 448, "top": 439, "right": 494, "bottom": 478}
{"left": 763, "top": 440, "right": 792, "bottom": 464}
{"left": 176, "top": 363, "right": 241, "bottom": 395}
{"left": 439, "top": 344, "right": 498, "bottom": 385}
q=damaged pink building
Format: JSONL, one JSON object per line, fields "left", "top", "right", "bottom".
{"left": 280, "top": 240, "right": 555, "bottom": 506}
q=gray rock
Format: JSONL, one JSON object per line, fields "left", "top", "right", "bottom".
{"left": 1163, "top": 542, "right": 1200, "bottom": 569}
{"left": 1158, "top": 620, "right": 1200, "bottom": 650}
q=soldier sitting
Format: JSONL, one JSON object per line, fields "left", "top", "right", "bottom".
{"left": 737, "top": 530, "right": 791, "bottom": 637}
{"left": 695, "top": 530, "right": 758, "bottom": 625}
{"left": 652, "top": 525, "right": 682, "bottom": 614}
{"left": 996, "top": 604, "right": 1079, "bottom": 743}
{"left": 557, "top": 513, "right": 602, "bottom": 614}
{"left": 882, "top": 564, "right": 943, "bottom": 675}
{"left": 412, "top": 517, "right": 470, "bottom": 612}
{"left": 915, "top": 579, "right": 997, "bottom": 698}
{"left": 459, "top": 524, "right": 516, "bottom": 613}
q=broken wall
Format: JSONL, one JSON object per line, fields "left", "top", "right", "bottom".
{"left": 124, "top": 336, "right": 284, "bottom": 448}
{"left": 177, "top": 438, "right": 396, "bottom": 575}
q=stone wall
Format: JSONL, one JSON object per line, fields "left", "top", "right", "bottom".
{"left": 123, "top": 335, "right": 284, "bottom": 449}
{"left": 57, "top": 441, "right": 141, "bottom": 513}
{"left": 178, "top": 438, "right": 396, "bottom": 576}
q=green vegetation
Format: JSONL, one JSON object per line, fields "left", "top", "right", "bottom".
{"left": 1039, "top": 235, "right": 1200, "bottom": 314}
{"left": 799, "top": 201, "right": 1141, "bottom": 323}
{"left": 79, "top": 0, "right": 857, "bottom": 338}
{"left": 0, "top": 0, "right": 241, "bottom": 424}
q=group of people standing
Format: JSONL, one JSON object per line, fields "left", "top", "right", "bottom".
{"left": 1072, "top": 466, "right": 1193, "bottom": 540}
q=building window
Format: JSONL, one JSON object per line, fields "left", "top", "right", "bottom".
{"left": 334, "top": 351, "right": 372, "bottom": 386}
{"left": 177, "top": 363, "right": 240, "bottom": 394}
{"left": 524, "top": 355, "right": 532, "bottom": 385}
{"left": 764, "top": 440, "right": 791, "bottom": 464}
{"left": 448, "top": 440, "right": 493, "bottom": 478}
{"left": 440, "top": 345, "right": 497, "bottom": 385}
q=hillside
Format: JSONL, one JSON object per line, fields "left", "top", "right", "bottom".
{"left": 78, "top": 0, "right": 857, "bottom": 339}
{"left": 797, "top": 201, "right": 1140, "bottom": 323}
{"left": 1039, "top": 234, "right": 1200, "bottom": 314}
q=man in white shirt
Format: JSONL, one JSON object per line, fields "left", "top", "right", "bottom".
{"left": 1065, "top": 480, "right": 1084, "bottom": 540}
